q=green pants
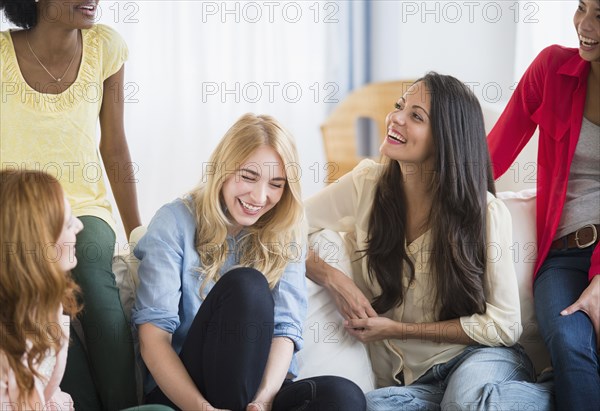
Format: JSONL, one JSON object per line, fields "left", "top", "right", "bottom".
{"left": 61, "top": 217, "right": 137, "bottom": 411}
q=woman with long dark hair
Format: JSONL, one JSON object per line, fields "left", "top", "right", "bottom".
{"left": 305, "top": 73, "right": 553, "bottom": 409}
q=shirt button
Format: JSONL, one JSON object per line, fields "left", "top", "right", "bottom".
{"left": 409, "top": 280, "right": 416, "bottom": 289}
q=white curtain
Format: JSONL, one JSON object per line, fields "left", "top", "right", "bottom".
{"left": 98, "top": 1, "right": 351, "bottom": 242}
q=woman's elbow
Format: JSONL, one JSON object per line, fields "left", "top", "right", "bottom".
{"left": 138, "top": 323, "right": 169, "bottom": 362}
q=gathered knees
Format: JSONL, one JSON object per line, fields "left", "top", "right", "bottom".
{"left": 366, "top": 345, "right": 553, "bottom": 411}
{"left": 146, "top": 267, "right": 365, "bottom": 411}
{"left": 179, "top": 267, "right": 275, "bottom": 410}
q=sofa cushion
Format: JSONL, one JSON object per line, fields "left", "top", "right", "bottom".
{"left": 297, "top": 230, "right": 375, "bottom": 392}
{"left": 497, "top": 189, "right": 551, "bottom": 373}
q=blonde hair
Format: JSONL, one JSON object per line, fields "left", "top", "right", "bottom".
{"left": 190, "top": 113, "right": 304, "bottom": 292}
{"left": 0, "top": 170, "right": 80, "bottom": 408}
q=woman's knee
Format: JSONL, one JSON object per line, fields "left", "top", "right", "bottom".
{"left": 442, "top": 347, "right": 534, "bottom": 405}
{"left": 543, "top": 313, "right": 595, "bottom": 357}
{"left": 315, "top": 376, "right": 366, "bottom": 410}
{"left": 276, "top": 376, "right": 366, "bottom": 410}
{"left": 218, "top": 267, "right": 272, "bottom": 301}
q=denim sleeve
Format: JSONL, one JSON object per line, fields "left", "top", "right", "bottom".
{"left": 272, "top": 244, "right": 307, "bottom": 353}
{"left": 131, "top": 205, "right": 184, "bottom": 334}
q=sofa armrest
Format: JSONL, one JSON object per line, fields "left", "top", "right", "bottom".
{"left": 297, "top": 230, "right": 375, "bottom": 392}
{"left": 497, "top": 189, "right": 551, "bottom": 374}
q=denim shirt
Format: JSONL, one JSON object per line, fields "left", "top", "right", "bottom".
{"left": 131, "top": 198, "right": 307, "bottom": 394}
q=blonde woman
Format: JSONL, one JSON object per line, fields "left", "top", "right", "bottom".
{"left": 132, "top": 114, "right": 365, "bottom": 411}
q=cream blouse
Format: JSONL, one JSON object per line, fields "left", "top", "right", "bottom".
{"left": 305, "top": 159, "right": 522, "bottom": 388}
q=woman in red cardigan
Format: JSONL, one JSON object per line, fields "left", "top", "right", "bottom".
{"left": 488, "top": 1, "right": 599, "bottom": 409}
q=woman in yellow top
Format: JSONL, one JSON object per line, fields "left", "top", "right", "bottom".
{"left": 305, "top": 73, "right": 554, "bottom": 410}
{"left": 0, "top": 1, "right": 140, "bottom": 409}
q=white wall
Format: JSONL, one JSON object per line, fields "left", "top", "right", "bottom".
{"left": 371, "top": 0, "right": 517, "bottom": 106}
{"left": 1, "top": 1, "right": 577, "bottom": 244}
{"left": 369, "top": 0, "right": 577, "bottom": 193}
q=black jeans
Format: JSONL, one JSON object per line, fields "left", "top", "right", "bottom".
{"left": 146, "top": 267, "right": 365, "bottom": 411}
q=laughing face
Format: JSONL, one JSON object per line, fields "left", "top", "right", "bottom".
{"left": 221, "top": 145, "right": 286, "bottom": 236}
{"left": 574, "top": 0, "right": 600, "bottom": 62}
{"left": 380, "top": 81, "right": 435, "bottom": 168}
{"left": 38, "top": 1, "right": 99, "bottom": 29}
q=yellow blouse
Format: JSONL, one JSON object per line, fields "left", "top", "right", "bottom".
{"left": 1, "top": 24, "right": 128, "bottom": 231}
{"left": 305, "top": 159, "right": 522, "bottom": 388}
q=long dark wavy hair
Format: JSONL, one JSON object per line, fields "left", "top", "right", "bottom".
{"left": 365, "top": 72, "right": 496, "bottom": 320}
{"left": 0, "top": 1, "right": 37, "bottom": 29}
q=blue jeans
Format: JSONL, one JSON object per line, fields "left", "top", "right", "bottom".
{"left": 534, "top": 247, "right": 600, "bottom": 411}
{"left": 366, "top": 345, "right": 553, "bottom": 411}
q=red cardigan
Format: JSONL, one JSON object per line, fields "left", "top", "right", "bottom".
{"left": 488, "top": 45, "right": 599, "bottom": 281}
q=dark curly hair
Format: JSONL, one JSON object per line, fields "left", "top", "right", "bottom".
{"left": 0, "top": 1, "right": 38, "bottom": 29}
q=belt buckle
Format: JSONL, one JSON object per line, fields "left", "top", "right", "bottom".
{"left": 575, "top": 224, "right": 598, "bottom": 249}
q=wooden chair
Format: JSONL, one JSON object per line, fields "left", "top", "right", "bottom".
{"left": 321, "top": 80, "right": 415, "bottom": 181}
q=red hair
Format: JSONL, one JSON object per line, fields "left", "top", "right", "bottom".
{"left": 0, "top": 170, "right": 80, "bottom": 408}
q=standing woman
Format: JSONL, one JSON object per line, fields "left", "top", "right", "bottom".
{"left": 305, "top": 73, "right": 553, "bottom": 410}
{"left": 488, "top": 1, "right": 600, "bottom": 409}
{"left": 0, "top": 1, "right": 141, "bottom": 409}
{"left": 132, "top": 114, "right": 365, "bottom": 411}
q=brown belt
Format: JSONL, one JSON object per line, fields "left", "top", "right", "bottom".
{"left": 550, "top": 224, "right": 600, "bottom": 250}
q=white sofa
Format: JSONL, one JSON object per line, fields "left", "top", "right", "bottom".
{"left": 113, "top": 189, "right": 550, "bottom": 394}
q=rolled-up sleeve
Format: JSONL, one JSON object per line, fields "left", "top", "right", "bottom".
{"left": 131, "top": 206, "right": 185, "bottom": 334}
{"left": 460, "top": 197, "right": 523, "bottom": 346}
{"left": 272, "top": 245, "right": 308, "bottom": 352}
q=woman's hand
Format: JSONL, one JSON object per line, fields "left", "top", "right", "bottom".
{"left": 561, "top": 275, "right": 600, "bottom": 349}
{"left": 138, "top": 323, "right": 217, "bottom": 410}
{"left": 329, "top": 270, "right": 378, "bottom": 320}
{"left": 306, "top": 249, "right": 377, "bottom": 319}
{"left": 247, "top": 401, "right": 272, "bottom": 411}
{"left": 344, "top": 317, "right": 399, "bottom": 343}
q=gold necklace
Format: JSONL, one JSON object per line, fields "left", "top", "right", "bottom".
{"left": 25, "top": 30, "right": 79, "bottom": 83}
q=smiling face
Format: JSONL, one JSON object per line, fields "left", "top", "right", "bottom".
{"left": 380, "top": 81, "right": 435, "bottom": 168}
{"left": 38, "top": 0, "right": 99, "bottom": 29}
{"left": 221, "top": 145, "right": 286, "bottom": 235}
{"left": 574, "top": 0, "right": 600, "bottom": 62}
{"left": 55, "top": 198, "right": 83, "bottom": 272}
